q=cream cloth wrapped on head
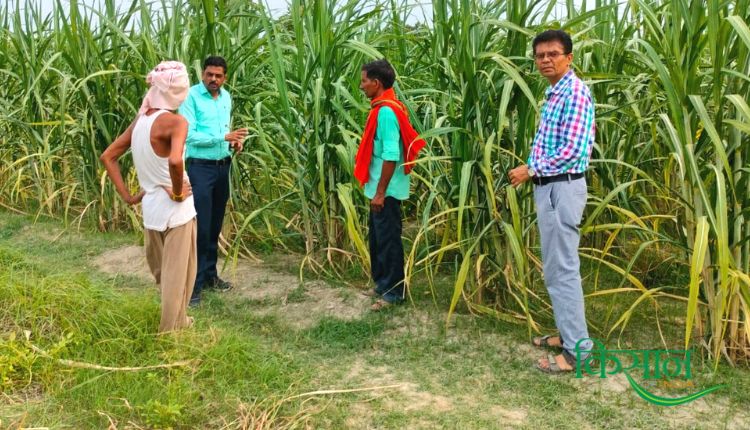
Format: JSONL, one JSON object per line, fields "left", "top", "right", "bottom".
{"left": 130, "top": 60, "right": 196, "bottom": 232}
{"left": 138, "top": 61, "right": 190, "bottom": 115}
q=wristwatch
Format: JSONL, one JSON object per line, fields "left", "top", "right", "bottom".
{"left": 528, "top": 167, "right": 536, "bottom": 178}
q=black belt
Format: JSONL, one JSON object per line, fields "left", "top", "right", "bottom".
{"left": 532, "top": 172, "right": 584, "bottom": 186}
{"left": 187, "top": 156, "right": 232, "bottom": 166}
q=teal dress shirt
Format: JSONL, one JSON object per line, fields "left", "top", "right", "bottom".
{"left": 179, "top": 83, "right": 232, "bottom": 160}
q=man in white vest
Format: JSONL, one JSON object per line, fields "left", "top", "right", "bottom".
{"left": 100, "top": 61, "right": 197, "bottom": 333}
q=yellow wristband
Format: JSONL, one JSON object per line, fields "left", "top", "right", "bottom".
{"left": 171, "top": 192, "right": 184, "bottom": 202}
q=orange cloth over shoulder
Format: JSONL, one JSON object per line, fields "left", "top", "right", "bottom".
{"left": 353, "top": 88, "right": 426, "bottom": 187}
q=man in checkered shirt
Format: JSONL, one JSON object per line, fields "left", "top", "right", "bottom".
{"left": 508, "top": 29, "right": 595, "bottom": 374}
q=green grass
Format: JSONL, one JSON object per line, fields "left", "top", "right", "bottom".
{"left": 1, "top": 211, "right": 749, "bottom": 429}
{"left": 303, "top": 316, "right": 388, "bottom": 353}
{"left": 0, "top": 215, "right": 303, "bottom": 428}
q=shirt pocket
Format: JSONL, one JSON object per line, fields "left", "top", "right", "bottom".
{"left": 541, "top": 96, "right": 565, "bottom": 125}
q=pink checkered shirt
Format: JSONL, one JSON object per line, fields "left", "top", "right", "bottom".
{"left": 528, "top": 70, "right": 595, "bottom": 176}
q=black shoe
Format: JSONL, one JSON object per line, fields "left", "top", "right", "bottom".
{"left": 206, "top": 277, "right": 233, "bottom": 292}
{"left": 189, "top": 296, "right": 201, "bottom": 307}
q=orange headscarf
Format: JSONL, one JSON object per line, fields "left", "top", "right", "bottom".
{"left": 353, "top": 88, "right": 426, "bottom": 187}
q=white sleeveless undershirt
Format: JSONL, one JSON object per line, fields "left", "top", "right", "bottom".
{"left": 131, "top": 110, "right": 196, "bottom": 231}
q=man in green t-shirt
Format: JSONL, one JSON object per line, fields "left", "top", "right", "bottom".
{"left": 355, "top": 59, "right": 424, "bottom": 311}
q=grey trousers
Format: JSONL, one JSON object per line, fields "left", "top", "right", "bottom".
{"left": 533, "top": 177, "right": 593, "bottom": 355}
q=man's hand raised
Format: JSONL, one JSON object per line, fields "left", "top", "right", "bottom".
{"left": 225, "top": 128, "right": 248, "bottom": 144}
{"left": 229, "top": 140, "right": 244, "bottom": 152}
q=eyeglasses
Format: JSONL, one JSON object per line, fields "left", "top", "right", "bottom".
{"left": 533, "top": 51, "right": 568, "bottom": 61}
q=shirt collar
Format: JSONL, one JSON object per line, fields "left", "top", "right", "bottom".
{"left": 198, "top": 82, "right": 226, "bottom": 99}
{"left": 545, "top": 70, "right": 576, "bottom": 97}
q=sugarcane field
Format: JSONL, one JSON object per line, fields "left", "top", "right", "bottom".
{"left": 1, "top": 0, "right": 749, "bottom": 428}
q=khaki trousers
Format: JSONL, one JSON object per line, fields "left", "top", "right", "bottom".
{"left": 145, "top": 219, "right": 197, "bottom": 333}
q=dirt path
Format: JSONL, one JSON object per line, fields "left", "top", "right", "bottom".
{"left": 94, "top": 245, "right": 371, "bottom": 329}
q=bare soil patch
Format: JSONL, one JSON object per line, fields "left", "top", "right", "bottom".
{"left": 93, "top": 245, "right": 152, "bottom": 281}
{"left": 93, "top": 246, "right": 370, "bottom": 328}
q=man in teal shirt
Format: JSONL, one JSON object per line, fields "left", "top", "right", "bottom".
{"left": 362, "top": 106, "right": 410, "bottom": 202}
{"left": 179, "top": 56, "right": 247, "bottom": 306}
{"left": 358, "top": 59, "right": 412, "bottom": 311}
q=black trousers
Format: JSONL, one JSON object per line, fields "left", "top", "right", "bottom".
{"left": 187, "top": 158, "right": 231, "bottom": 298}
{"left": 369, "top": 197, "right": 405, "bottom": 303}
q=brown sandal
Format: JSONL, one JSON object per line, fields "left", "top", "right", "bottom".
{"left": 535, "top": 350, "right": 576, "bottom": 374}
{"left": 370, "top": 299, "right": 392, "bottom": 311}
{"left": 361, "top": 288, "right": 380, "bottom": 298}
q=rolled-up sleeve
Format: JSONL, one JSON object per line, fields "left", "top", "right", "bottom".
{"left": 377, "top": 107, "right": 401, "bottom": 161}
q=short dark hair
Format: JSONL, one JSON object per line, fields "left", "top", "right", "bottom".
{"left": 203, "top": 56, "right": 227, "bottom": 74}
{"left": 362, "top": 59, "right": 396, "bottom": 89}
{"left": 532, "top": 30, "right": 573, "bottom": 55}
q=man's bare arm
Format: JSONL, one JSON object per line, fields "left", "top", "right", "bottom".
{"left": 377, "top": 161, "right": 396, "bottom": 195}
{"left": 167, "top": 115, "right": 189, "bottom": 199}
{"left": 371, "top": 160, "right": 396, "bottom": 212}
{"left": 100, "top": 121, "right": 144, "bottom": 205}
